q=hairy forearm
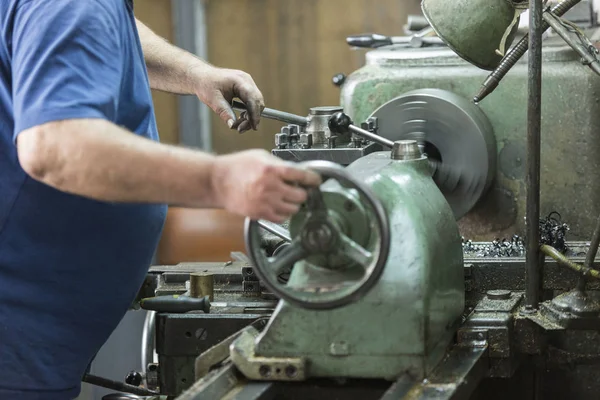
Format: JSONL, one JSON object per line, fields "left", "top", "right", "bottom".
{"left": 17, "top": 119, "right": 218, "bottom": 207}
{"left": 136, "top": 19, "right": 210, "bottom": 95}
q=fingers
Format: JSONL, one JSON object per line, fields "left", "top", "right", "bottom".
{"left": 228, "top": 111, "right": 253, "bottom": 134}
{"left": 235, "top": 112, "right": 252, "bottom": 133}
{"left": 261, "top": 198, "right": 301, "bottom": 224}
{"left": 211, "top": 94, "right": 238, "bottom": 129}
{"left": 217, "top": 150, "right": 323, "bottom": 224}
{"left": 273, "top": 201, "right": 301, "bottom": 217}
{"left": 246, "top": 98, "right": 265, "bottom": 131}
{"left": 258, "top": 168, "right": 320, "bottom": 223}
{"left": 246, "top": 178, "right": 315, "bottom": 224}
{"left": 261, "top": 211, "right": 291, "bottom": 225}
{"left": 279, "top": 184, "right": 309, "bottom": 204}
{"left": 208, "top": 95, "right": 254, "bottom": 134}
{"left": 233, "top": 73, "right": 265, "bottom": 130}
{"left": 199, "top": 68, "right": 265, "bottom": 132}
{"left": 277, "top": 164, "right": 322, "bottom": 187}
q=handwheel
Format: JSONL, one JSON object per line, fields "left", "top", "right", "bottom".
{"left": 244, "top": 160, "right": 390, "bottom": 310}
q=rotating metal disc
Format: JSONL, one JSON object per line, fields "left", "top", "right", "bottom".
{"left": 370, "top": 88, "right": 496, "bottom": 219}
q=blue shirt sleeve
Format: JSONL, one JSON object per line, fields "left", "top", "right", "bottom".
{"left": 11, "top": 0, "right": 124, "bottom": 141}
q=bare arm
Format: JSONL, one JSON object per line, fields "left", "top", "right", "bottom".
{"left": 11, "top": 3, "right": 315, "bottom": 223}
{"left": 135, "top": 19, "right": 264, "bottom": 132}
{"left": 135, "top": 19, "right": 205, "bottom": 96}
{"left": 16, "top": 120, "right": 320, "bottom": 222}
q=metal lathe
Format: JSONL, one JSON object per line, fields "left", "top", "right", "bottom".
{"left": 95, "top": 1, "right": 600, "bottom": 399}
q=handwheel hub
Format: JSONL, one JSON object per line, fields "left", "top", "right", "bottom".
{"left": 300, "top": 220, "right": 338, "bottom": 253}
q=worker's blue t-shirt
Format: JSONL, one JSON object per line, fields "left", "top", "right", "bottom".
{"left": 0, "top": 1, "right": 167, "bottom": 398}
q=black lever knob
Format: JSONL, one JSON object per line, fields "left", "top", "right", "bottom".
{"left": 328, "top": 112, "right": 353, "bottom": 135}
{"left": 124, "top": 371, "right": 142, "bottom": 387}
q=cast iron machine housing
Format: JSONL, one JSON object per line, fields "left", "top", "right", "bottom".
{"left": 235, "top": 146, "right": 464, "bottom": 382}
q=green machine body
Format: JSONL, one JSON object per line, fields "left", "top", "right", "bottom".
{"left": 235, "top": 143, "right": 464, "bottom": 381}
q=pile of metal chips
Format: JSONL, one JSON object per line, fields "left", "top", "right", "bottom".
{"left": 462, "top": 235, "right": 526, "bottom": 258}
{"left": 538, "top": 211, "right": 570, "bottom": 254}
{"left": 462, "top": 211, "right": 571, "bottom": 258}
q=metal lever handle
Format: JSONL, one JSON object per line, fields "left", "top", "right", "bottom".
{"left": 406, "top": 15, "right": 430, "bottom": 32}
{"left": 346, "top": 33, "right": 393, "bottom": 48}
{"left": 346, "top": 30, "right": 444, "bottom": 49}
{"left": 139, "top": 295, "right": 211, "bottom": 313}
{"left": 82, "top": 374, "right": 160, "bottom": 397}
{"left": 328, "top": 112, "right": 393, "bottom": 148}
{"left": 543, "top": 12, "right": 600, "bottom": 76}
{"left": 231, "top": 100, "right": 308, "bottom": 127}
{"left": 258, "top": 220, "right": 291, "bottom": 242}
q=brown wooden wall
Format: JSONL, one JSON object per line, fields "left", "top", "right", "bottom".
{"left": 206, "top": 0, "right": 422, "bottom": 154}
{"left": 134, "top": 0, "right": 180, "bottom": 145}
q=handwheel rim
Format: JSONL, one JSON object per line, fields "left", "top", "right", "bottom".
{"left": 244, "top": 160, "right": 391, "bottom": 310}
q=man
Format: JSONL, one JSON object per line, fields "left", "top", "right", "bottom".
{"left": 0, "top": 1, "right": 320, "bottom": 399}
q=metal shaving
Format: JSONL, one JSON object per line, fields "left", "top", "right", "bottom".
{"left": 462, "top": 211, "right": 570, "bottom": 258}
{"left": 539, "top": 211, "right": 570, "bottom": 253}
{"left": 462, "top": 235, "right": 525, "bottom": 258}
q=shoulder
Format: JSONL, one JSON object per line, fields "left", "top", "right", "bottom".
{"left": 16, "top": 0, "right": 124, "bottom": 13}
{"left": 12, "top": 0, "right": 128, "bottom": 52}
{"left": 14, "top": 0, "right": 124, "bottom": 32}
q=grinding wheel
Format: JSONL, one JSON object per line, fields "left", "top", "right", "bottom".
{"left": 370, "top": 88, "right": 496, "bottom": 219}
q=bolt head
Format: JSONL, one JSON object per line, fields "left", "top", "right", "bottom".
{"left": 329, "top": 341, "right": 350, "bottom": 356}
{"left": 275, "top": 133, "right": 289, "bottom": 148}
{"left": 299, "top": 133, "right": 313, "bottom": 148}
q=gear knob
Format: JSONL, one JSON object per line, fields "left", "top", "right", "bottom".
{"left": 125, "top": 370, "right": 142, "bottom": 387}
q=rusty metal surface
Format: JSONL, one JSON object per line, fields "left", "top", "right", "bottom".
{"left": 177, "top": 345, "right": 487, "bottom": 400}
{"left": 525, "top": 0, "right": 545, "bottom": 310}
{"left": 380, "top": 346, "right": 488, "bottom": 400}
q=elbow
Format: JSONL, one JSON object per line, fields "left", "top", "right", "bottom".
{"left": 17, "top": 125, "right": 65, "bottom": 186}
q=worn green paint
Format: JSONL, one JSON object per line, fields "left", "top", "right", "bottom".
{"left": 250, "top": 152, "right": 464, "bottom": 380}
{"left": 341, "top": 37, "right": 600, "bottom": 241}
{"left": 422, "top": 0, "right": 521, "bottom": 70}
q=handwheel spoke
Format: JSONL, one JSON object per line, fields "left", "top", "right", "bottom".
{"left": 268, "top": 240, "right": 308, "bottom": 276}
{"left": 338, "top": 232, "right": 374, "bottom": 267}
{"left": 306, "top": 188, "right": 327, "bottom": 211}
{"left": 258, "top": 220, "right": 291, "bottom": 242}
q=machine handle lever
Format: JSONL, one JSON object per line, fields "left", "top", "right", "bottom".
{"left": 346, "top": 31, "right": 444, "bottom": 49}
{"left": 82, "top": 373, "right": 160, "bottom": 397}
{"left": 140, "top": 295, "right": 211, "bottom": 313}
{"left": 231, "top": 100, "right": 308, "bottom": 127}
{"left": 328, "top": 112, "right": 394, "bottom": 148}
{"left": 406, "top": 15, "right": 430, "bottom": 32}
{"left": 258, "top": 220, "right": 291, "bottom": 242}
{"left": 346, "top": 33, "right": 393, "bottom": 48}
